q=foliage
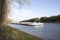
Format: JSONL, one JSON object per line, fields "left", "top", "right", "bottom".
{"left": 40, "top": 15, "right": 60, "bottom": 23}
{"left": 21, "top": 18, "right": 40, "bottom": 23}
{"left": 20, "top": 15, "right": 60, "bottom": 23}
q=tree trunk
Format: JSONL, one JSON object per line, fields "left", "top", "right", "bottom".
{"left": 0, "top": 0, "right": 8, "bottom": 27}
{"left": 0, "top": 0, "right": 9, "bottom": 40}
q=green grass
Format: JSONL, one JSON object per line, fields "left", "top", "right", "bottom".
{"left": 0, "top": 25, "right": 43, "bottom": 40}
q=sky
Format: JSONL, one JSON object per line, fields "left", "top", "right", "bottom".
{"left": 8, "top": 0, "right": 60, "bottom": 21}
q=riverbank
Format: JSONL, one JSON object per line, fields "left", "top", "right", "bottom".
{"left": 0, "top": 25, "right": 43, "bottom": 40}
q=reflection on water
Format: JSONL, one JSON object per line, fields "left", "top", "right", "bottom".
{"left": 8, "top": 23, "right": 60, "bottom": 40}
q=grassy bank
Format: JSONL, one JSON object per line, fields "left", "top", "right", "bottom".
{"left": 0, "top": 25, "right": 43, "bottom": 40}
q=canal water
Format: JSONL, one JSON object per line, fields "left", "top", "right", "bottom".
{"left": 8, "top": 23, "right": 60, "bottom": 40}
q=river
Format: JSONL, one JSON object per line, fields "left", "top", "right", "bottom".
{"left": 8, "top": 23, "right": 60, "bottom": 40}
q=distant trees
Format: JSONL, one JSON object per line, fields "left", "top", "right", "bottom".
{"left": 20, "top": 15, "right": 60, "bottom": 23}
{"left": 40, "top": 15, "right": 60, "bottom": 23}
{"left": 21, "top": 18, "right": 40, "bottom": 23}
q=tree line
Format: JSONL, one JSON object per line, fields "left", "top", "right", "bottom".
{"left": 40, "top": 15, "right": 60, "bottom": 23}
{"left": 21, "top": 15, "right": 60, "bottom": 23}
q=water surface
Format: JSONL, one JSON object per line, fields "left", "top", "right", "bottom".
{"left": 8, "top": 23, "right": 60, "bottom": 40}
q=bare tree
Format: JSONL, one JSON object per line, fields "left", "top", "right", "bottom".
{"left": 0, "top": 0, "right": 29, "bottom": 40}
{"left": 0, "top": 0, "right": 29, "bottom": 27}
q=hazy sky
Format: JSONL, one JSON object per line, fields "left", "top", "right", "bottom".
{"left": 8, "top": 0, "right": 60, "bottom": 21}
